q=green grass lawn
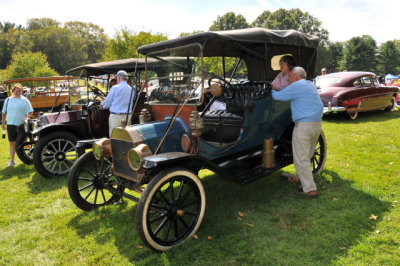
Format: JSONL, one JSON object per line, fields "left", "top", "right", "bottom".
{"left": 0, "top": 110, "right": 399, "bottom": 265}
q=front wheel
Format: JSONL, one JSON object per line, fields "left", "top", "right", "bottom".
{"left": 136, "top": 168, "right": 206, "bottom": 251}
{"left": 385, "top": 96, "right": 395, "bottom": 112}
{"left": 311, "top": 130, "right": 327, "bottom": 175}
{"left": 16, "top": 132, "right": 35, "bottom": 164}
{"left": 33, "top": 131, "right": 78, "bottom": 178}
{"left": 68, "top": 151, "right": 122, "bottom": 211}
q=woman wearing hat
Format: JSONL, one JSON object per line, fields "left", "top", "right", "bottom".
{"left": 1, "top": 83, "right": 34, "bottom": 167}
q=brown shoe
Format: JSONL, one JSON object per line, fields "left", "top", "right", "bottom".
{"left": 280, "top": 173, "right": 300, "bottom": 183}
{"left": 296, "top": 190, "right": 319, "bottom": 199}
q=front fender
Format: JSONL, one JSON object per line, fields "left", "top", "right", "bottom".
{"left": 32, "top": 120, "right": 89, "bottom": 139}
{"left": 142, "top": 152, "right": 231, "bottom": 181}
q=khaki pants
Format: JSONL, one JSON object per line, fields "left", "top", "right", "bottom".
{"left": 292, "top": 121, "right": 322, "bottom": 193}
{"left": 109, "top": 114, "right": 132, "bottom": 136}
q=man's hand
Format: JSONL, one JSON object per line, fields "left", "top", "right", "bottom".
{"left": 272, "top": 86, "right": 280, "bottom": 91}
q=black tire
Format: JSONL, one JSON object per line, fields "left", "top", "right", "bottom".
{"left": 68, "top": 151, "right": 121, "bottom": 211}
{"left": 385, "top": 97, "right": 395, "bottom": 112}
{"left": 16, "top": 132, "right": 35, "bottom": 165}
{"left": 33, "top": 131, "right": 78, "bottom": 178}
{"left": 311, "top": 130, "right": 327, "bottom": 175}
{"left": 347, "top": 111, "right": 358, "bottom": 120}
{"left": 136, "top": 168, "right": 206, "bottom": 252}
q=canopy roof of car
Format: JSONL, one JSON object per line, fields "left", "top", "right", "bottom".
{"left": 3, "top": 76, "right": 77, "bottom": 84}
{"left": 66, "top": 57, "right": 193, "bottom": 77}
{"left": 138, "top": 28, "right": 320, "bottom": 80}
{"left": 138, "top": 28, "right": 319, "bottom": 56}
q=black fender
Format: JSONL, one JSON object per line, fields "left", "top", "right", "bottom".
{"left": 142, "top": 152, "right": 233, "bottom": 181}
{"left": 32, "top": 120, "right": 90, "bottom": 140}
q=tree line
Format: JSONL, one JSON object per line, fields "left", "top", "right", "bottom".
{"left": 1, "top": 8, "right": 399, "bottom": 81}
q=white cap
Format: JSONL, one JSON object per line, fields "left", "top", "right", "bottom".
{"left": 116, "top": 70, "right": 128, "bottom": 78}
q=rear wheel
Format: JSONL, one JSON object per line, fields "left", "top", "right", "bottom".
{"left": 311, "top": 130, "right": 327, "bottom": 175}
{"left": 68, "top": 151, "right": 121, "bottom": 211}
{"left": 136, "top": 168, "right": 206, "bottom": 251}
{"left": 347, "top": 111, "right": 358, "bottom": 120}
{"left": 33, "top": 131, "right": 78, "bottom": 178}
{"left": 16, "top": 132, "right": 35, "bottom": 164}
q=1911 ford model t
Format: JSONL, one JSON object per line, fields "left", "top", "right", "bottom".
{"left": 67, "top": 28, "right": 326, "bottom": 251}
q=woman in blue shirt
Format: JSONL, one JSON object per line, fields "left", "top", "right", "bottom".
{"left": 1, "top": 83, "right": 34, "bottom": 167}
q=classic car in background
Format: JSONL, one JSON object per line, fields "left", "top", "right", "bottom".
{"left": 317, "top": 71, "right": 399, "bottom": 119}
{"left": 67, "top": 28, "right": 327, "bottom": 251}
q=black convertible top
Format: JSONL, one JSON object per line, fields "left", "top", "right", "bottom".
{"left": 138, "top": 28, "right": 319, "bottom": 80}
{"left": 138, "top": 28, "right": 319, "bottom": 55}
{"left": 66, "top": 58, "right": 147, "bottom": 77}
{"left": 66, "top": 57, "right": 193, "bottom": 77}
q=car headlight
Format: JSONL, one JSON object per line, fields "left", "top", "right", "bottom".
{"left": 32, "top": 120, "right": 43, "bottom": 131}
{"left": 92, "top": 138, "right": 111, "bottom": 160}
{"left": 23, "top": 120, "right": 30, "bottom": 133}
{"left": 127, "top": 144, "right": 152, "bottom": 171}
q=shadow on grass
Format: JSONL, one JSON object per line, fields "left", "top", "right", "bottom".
{"left": 67, "top": 168, "right": 390, "bottom": 265}
{"left": 323, "top": 109, "right": 400, "bottom": 124}
{"left": 26, "top": 172, "right": 68, "bottom": 194}
{"left": 0, "top": 163, "right": 34, "bottom": 181}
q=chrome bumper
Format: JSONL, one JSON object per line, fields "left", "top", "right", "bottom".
{"left": 323, "top": 102, "right": 346, "bottom": 113}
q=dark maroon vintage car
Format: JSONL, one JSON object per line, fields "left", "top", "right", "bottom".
{"left": 317, "top": 71, "right": 399, "bottom": 119}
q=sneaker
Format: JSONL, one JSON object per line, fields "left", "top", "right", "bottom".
{"left": 7, "top": 161, "right": 15, "bottom": 167}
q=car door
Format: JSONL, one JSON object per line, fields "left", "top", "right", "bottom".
{"left": 358, "top": 76, "right": 376, "bottom": 111}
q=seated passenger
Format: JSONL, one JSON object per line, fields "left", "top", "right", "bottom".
{"left": 272, "top": 55, "right": 296, "bottom": 91}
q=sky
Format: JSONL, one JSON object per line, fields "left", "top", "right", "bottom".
{"left": 1, "top": 0, "right": 398, "bottom": 44}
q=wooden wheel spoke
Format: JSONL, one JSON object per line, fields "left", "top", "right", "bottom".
{"left": 153, "top": 216, "right": 169, "bottom": 236}
{"left": 84, "top": 186, "right": 95, "bottom": 200}
{"left": 79, "top": 182, "right": 94, "bottom": 191}
{"left": 180, "top": 198, "right": 197, "bottom": 209}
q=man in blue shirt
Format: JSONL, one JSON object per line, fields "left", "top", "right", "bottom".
{"left": 272, "top": 67, "right": 323, "bottom": 198}
{"left": 100, "top": 70, "right": 136, "bottom": 136}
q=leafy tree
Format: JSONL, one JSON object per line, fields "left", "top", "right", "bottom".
{"left": 316, "top": 42, "right": 344, "bottom": 74}
{"left": 264, "top": 8, "right": 329, "bottom": 44}
{"left": 0, "top": 22, "right": 25, "bottom": 69}
{"left": 103, "top": 28, "right": 168, "bottom": 60}
{"left": 26, "top": 18, "right": 60, "bottom": 31}
{"left": 4, "top": 51, "right": 58, "bottom": 80}
{"left": 24, "top": 21, "right": 87, "bottom": 74}
{"left": 209, "top": 12, "right": 249, "bottom": 31}
{"left": 64, "top": 21, "right": 108, "bottom": 63}
{"left": 377, "top": 41, "right": 400, "bottom": 75}
{"left": 340, "top": 35, "right": 377, "bottom": 72}
{"left": 251, "top": 11, "right": 271, "bottom": 27}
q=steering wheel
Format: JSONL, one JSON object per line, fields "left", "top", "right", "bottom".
{"left": 89, "top": 86, "right": 106, "bottom": 98}
{"left": 207, "top": 76, "right": 234, "bottom": 99}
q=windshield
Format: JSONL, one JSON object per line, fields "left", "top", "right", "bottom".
{"left": 146, "top": 45, "right": 202, "bottom": 105}
{"left": 145, "top": 45, "right": 249, "bottom": 105}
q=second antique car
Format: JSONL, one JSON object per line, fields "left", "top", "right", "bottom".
{"left": 67, "top": 28, "right": 326, "bottom": 251}
{"left": 317, "top": 71, "right": 399, "bottom": 119}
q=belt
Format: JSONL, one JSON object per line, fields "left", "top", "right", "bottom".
{"left": 111, "top": 112, "right": 131, "bottom": 115}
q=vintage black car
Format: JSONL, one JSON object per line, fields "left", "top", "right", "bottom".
{"left": 25, "top": 59, "right": 145, "bottom": 178}
{"left": 67, "top": 28, "right": 326, "bottom": 251}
